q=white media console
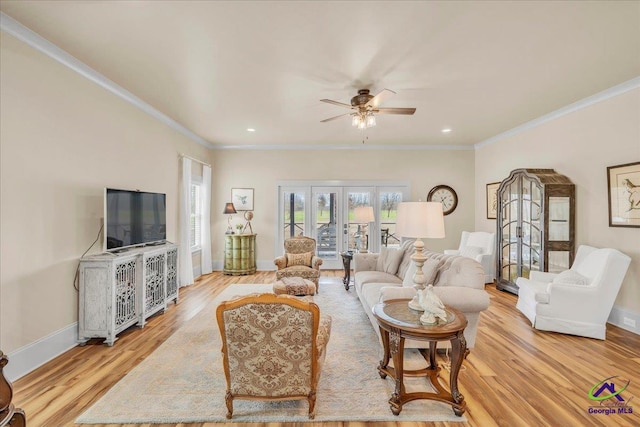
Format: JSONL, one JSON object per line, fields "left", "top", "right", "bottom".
{"left": 78, "top": 242, "right": 178, "bottom": 346}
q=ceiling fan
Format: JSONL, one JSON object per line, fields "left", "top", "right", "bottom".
{"left": 320, "top": 88, "right": 416, "bottom": 129}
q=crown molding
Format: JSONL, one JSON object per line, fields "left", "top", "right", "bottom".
{"left": 211, "top": 143, "right": 473, "bottom": 151}
{"left": 0, "top": 12, "right": 215, "bottom": 150}
{"left": 474, "top": 76, "right": 640, "bottom": 150}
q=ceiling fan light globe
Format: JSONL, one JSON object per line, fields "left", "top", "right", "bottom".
{"left": 352, "top": 115, "right": 360, "bottom": 127}
{"left": 366, "top": 114, "right": 376, "bottom": 127}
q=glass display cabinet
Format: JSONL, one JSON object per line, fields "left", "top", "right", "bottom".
{"left": 496, "top": 169, "right": 575, "bottom": 294}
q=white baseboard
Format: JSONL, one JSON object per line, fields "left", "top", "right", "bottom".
{"left": 5, "top": 322, "right": 78, "bottom": 382}
{"left": 608, "top": 305, "right": 640, "bottom": 335}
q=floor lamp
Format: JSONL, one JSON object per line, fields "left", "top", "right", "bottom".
{"left": 354, "top": 206, "right": 375, "bottom": 253}
{"left": 395, "top": 202, "right": 445, "bottom": 310}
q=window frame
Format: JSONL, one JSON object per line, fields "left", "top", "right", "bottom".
{"left": 190, "top": 175, "right": 204, "bottom": 253}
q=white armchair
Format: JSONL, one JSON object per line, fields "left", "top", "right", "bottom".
{"left": 515, "top": 245, "right": 631, "bottom": 340}
{"left": 444, "top": 231, "right": 496, "bottom": 283}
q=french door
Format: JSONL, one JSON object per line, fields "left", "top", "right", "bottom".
{"left": 277, "top": 182, "right": 409, "bottom": 270}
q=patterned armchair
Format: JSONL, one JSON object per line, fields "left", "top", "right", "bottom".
{"left": 216, "top": 293, "right": 332, "bottom": 419}
{"left": 274, "top": 236, "right": 323, "bottom": 290}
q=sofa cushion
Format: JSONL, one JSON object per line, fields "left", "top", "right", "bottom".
{"left": 355, "top": 270, "right": 402, "bottom": 287}
{"left": 396, "top": 239, "right": 416, "bottom": 280}
{"left": 433, "top": 256, "right": 485, "bottom": 290}
{"left": 402, "top": 258, "right": 442, "bottom": 287}
{"left": 376, "top": 246, "right": 404, "bottom": 274}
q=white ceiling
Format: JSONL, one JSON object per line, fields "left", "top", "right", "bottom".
{"left": 1, "top": 1, "right": 639, "bottom": 148}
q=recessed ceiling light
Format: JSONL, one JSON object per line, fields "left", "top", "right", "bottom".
{"left": 442, "top": 128, "right": 452, "bottom": 133}
{"left": 247, "top": 128, "right": 256, "bottom": 132}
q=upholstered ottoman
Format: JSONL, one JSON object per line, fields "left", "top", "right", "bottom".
{"left": 273, "top": 277, "right": 316, "bottom": 296}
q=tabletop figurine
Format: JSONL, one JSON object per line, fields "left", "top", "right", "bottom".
{"left": 418, "top": 285, "right": 448, "bottom": 325}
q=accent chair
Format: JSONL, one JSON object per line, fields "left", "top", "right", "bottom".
{"left": 515, "top": 245, "right": 631, "bottom": 339}
{"left": 216, "top": 293, "right": 332, "bottom": 419}
{"left": 275, "top": 236, "right": 323, "bottom": 290}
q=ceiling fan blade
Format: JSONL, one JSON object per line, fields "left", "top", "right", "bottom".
{"left": 365, "top": 88, "right": 396, "bottom": 108}
{"left": 320, "top": 112, "right": 352, "bottom": 123}
{"left": 320, "top": 99, "right": 354, "bottom": 109}
{"left": 375, "top": 107, "right": 416, "bottom": 115}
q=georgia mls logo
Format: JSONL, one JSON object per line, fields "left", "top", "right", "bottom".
{"left": 588, "top": 376, "right": 634, "bottom": 416}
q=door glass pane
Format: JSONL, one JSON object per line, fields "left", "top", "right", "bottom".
{"left": 549, "top": 197, "right": 570, "bottom": 241}
{"left": 379, "top": 191, "right": 402, "bottom": 248}
{"left": 347, "top": 192, "right": 372, "bottom": 252}
{"left": 548, "top": 251, "right": 570, "bottom": 273}
{"left": 502, "top": 184, "right": 519, "bottom": 282}
{"left": 315, "top": 192, "right": 337, "bottom": 259}
{"left": 283, "top": 191, "right": 305, "bottom": 240}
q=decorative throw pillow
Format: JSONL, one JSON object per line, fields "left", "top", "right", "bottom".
{"left": 459, "top": 245, "right": 483, "bottom": 260}
{"left": 552, "top": 270, "right": 589, "bottom": 286}
{"left": 376, "top": 246, "right": 404, "bottom": 275}
{"left": 286, "top": 252, "right": 313, "bottom": 267}
{"left": 402, "top": 258, "right": 441, "bottom": 287}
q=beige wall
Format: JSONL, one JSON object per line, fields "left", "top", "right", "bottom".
{"left": 474, "top": 89, "right": 640, "bottom": 312}
{"left": 212, "top": 149, "right": 476, "bottom": 263}
{"left": 0, "top": 34, "right": 211, "bottom": 352}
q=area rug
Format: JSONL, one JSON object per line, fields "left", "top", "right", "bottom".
{"left": 76, "top": 279, "right": 466, "bottom": 423}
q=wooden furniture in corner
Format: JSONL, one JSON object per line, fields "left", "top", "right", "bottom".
{"left": 496, "top": 169, "right": 576, "bottom": 294}
{"left": 0, "top": 352, "right": 26, "bottom": 427}
{"left": 223, "top": 233, "right": 256, "bottom": 275}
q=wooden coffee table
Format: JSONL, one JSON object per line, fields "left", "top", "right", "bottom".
{"left": 372, "top": 299, "right": 468, "bottom": 416}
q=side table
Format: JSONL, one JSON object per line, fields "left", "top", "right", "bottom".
{"left": 223, "top": 233, "right": 257, "bottom": 275}
{"left": 372, "top": 299, "right": 468, "bottom": 417}
{"left": 340, "top": 251, "right": 353, "bottom": 290}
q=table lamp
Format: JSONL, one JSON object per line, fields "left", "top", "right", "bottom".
{"left": 354, "top": 206, "right": 375, "bottom": 253}
{"left": 223, "top": 202, "right": 237, "bottom": 234}
{"left": 395, "top": 201, "right": 445, "bottom": 310}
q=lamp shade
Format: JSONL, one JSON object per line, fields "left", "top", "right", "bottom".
{"left": 223, "top": 202, "right": 237, "bottom": 214}
{"left": 354, "top": 206, "right": 375, "bottom": 223}
{"left": 395, "top": 202, "right": 445, "bottom": 239}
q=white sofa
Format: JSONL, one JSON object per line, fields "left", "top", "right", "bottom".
{"left": 444, "top": 231, "right": 496, "bottom": 283}
{"left": 516, "top": 245, "right": 631, "bottom": 340}
{"left": 353, "top": 242, "right": 490, "bottom": 349}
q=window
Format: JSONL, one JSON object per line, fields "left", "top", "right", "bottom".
{"left": 190, "top": 182, "right": 203, "bottom": 250}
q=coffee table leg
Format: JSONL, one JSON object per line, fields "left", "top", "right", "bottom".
{"left": 449, "top": 331, "right": 467, "bottom": 416}
{"left": 377, "top": 327, "right": 390, "bottom": 379}
{"left": 389, "top": 328, "right": 405, "bottom": 416}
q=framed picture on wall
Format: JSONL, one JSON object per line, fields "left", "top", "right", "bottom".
{"left": 486, "top": 182, "right": 500, "bottom": 219}
{"left": 607, "top": 161, "right": 640, "bottom": 228}
{"left": 231, "top": 188, "right": 254, "bottom": 211}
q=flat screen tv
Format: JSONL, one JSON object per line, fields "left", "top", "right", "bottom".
{"left": 104, "top": 188, "right": 166, "bottom": 251}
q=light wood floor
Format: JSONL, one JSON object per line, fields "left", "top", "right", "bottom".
{"left": 12, "top": 271, "right": 640, "bottom": 427}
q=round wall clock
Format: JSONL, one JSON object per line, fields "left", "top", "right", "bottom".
{"left": 427, "top": 185, "right": 458, "bottom": 215}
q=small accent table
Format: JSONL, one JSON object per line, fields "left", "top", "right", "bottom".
{"left": 340, "top": 251, "right": 354, "bottom": 290}
{"left": 372, "top": 299, "right": 468, "bottom": 417}
{"left": 223, "top": 233, "right": 257, "bottom": 276}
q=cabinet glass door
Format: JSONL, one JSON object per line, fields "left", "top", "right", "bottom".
{"left": 500, "top": 176, "right": 543, "bottom": 282}
{"left": 521, "top": 176, "right": 543, "bottom": 279}
{"left": 501, "top": 181, "right": 519, "bottom": 283}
